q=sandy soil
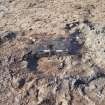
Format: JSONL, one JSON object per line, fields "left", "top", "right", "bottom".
{"left": 1, "top": 0, "right": 105, "bottom": 105}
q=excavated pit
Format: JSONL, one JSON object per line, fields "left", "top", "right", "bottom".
{"left": 1, "top": 20, "right": 105, "bottom": 105}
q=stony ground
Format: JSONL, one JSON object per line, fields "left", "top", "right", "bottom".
{"left": 1, "top": 0, "right": 105, "bottom": 105}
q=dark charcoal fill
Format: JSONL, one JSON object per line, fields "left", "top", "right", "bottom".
{"left": 18, "top": 78, "right": 25, "bottom": 88}
{"left": 22, "top": 51, "right": 38, "bottom": 71}
{"left": 4, "top": 32, "right": 16, "bottom": 39}
{"left": 35, "top": 31, "right": 84, "bottom": 55}
{"left": 23, "top": 28, "right": 84, "bottom": 71}
{"left": 66, "top": 29, "right": 84, "bottom": 55}
{"left": 34, "top": 37, "right": 68, "bottom": 56}
{"left": 0, "top": 31, "right": 17, "bottom": 45}
{"left": 73, "top": 78, "right": 87, "bottom": 89}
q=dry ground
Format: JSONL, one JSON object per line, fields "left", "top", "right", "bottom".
{"left": 1, "top": 0, "right": 105, "bottom": 105}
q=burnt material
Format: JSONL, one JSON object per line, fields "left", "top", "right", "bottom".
{"left": 22, "top": 26, "right": 85, "bottom": 71}
{"left": 22, "top": 51, "right": 38, "bottom": 71}
{"left": 67, "top": 29, "right": 84, "bottom": 55}
{"left": 0, "top": 31, "right": 17, "bottom": 45}
{"left": 35, "top": 29, "right": 84, "bottom": 56}
{"left": 69, "top": 65, "right": 105, "bottom": 95}
{"left": 73, "top": 78, "right": 88, "bottom": 89}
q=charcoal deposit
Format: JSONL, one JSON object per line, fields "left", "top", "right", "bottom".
{"left": 0, "top": 31, "right": 17, "bottom": 46}
{"left": 1, "top": 19, "right": 105, "bottom": 105}
{"left": 22, "top": 27, "right": 85, "bottom": 71}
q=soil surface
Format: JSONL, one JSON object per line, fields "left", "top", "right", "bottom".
{"left": 1, "top": 0, "right": 105, "bottom": 105}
